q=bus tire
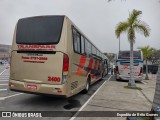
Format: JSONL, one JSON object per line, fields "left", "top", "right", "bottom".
{"left": 82, "top": 77, "right": 90, "bottom": 94}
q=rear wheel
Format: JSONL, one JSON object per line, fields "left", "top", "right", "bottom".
{"left": 82, "top": 77, "right": 90, "bottom": 94}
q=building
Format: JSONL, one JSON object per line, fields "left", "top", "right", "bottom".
{"left": 0, "top": 44, "right": 11, "bottom": 61}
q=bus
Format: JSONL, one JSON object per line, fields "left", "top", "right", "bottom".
{"left": 9, "top": 15, "right": 108, "bottom": 97}
{"left": 115, "top": 50, "right": 143, "bottom": 81}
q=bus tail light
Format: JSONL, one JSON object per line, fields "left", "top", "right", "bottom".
{"left": 63, "top": 54, "right": 69, "bottom": 72}
{"left": 116, "top": 66, "right": 120, "bottom": 75}
{"left": 138, "top": 67, "right": 143, "bottom": 76}
{"left": 62, "top": 75, "right": 67, "bottom": 84}
{"left": 62, "top": 54, "right": 69, "bottom": 84}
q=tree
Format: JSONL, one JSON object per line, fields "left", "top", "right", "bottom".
{"left": 115, "top": 9, "right": 150, "bottom": 87}
{"left": 149, "top": 49, "right": 160, "bottom": 64}
{"left": 104, "top": 53, "right": 115, "bottom": 63}
{"left": 139, "top": 46, "right": 153, "bottom": 80}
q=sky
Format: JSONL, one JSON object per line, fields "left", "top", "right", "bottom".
{"left": 0, "top": 0, "right": 160, "bottom": 54}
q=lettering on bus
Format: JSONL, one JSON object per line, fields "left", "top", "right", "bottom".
{"left": 122, "top": 66, "right": 137, "bottom": 70}
{"left": 17, "top": 45, "right": 56, "bottom": 50}
{"left": 48, "top": 76, "right": 60, "bottom": 82}
{"left": 133, "top": 72, "right": 139, "bottom": 75}
{"left": 21, "top": 56, "right": 47, "bottom": 63}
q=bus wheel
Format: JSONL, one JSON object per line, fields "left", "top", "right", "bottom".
{"left": 82, "top": 77, "right": 90, "bottom": 94}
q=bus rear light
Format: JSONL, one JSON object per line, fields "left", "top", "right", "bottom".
{"left": 138, "top": 67, "right": 143, "bottom": 76}
{"left": 116, "top": 66, "right": 120, "bottom": 75}
{"left": 63, "top": 54, "right": 69, "bottom": 72}
{"left": 62, "top": 75, "right": 67, "bottom": 84}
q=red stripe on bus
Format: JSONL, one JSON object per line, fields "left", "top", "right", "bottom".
{"left": 76, "top": 56, "right": 87, "bottom": 75}
{"left": 86, "top": 58, "right": 93, "bottom": 76}
{"left": 92, "top": 60, "right": 97, "bottom": 79}
{"left": 96, "top": 61, "right": 100, "bottom": 79}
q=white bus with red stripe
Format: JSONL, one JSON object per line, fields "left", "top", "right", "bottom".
{"left": 115, "top": 50, "right": 143, "bottom": 81}
{"left": 9, "top": 15, "right": 108, "bottom": 97}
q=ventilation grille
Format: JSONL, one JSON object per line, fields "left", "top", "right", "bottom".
{"left": 71, "top": 81, "right": 78, "bottom": 90}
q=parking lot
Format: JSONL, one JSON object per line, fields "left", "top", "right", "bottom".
{"left": 0, "top": 65, "right": 113, "bottom": 119}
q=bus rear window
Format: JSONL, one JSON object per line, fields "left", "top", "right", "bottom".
{"left": 118, "top": 51, "right": 141, "bottom": 59}
{"left": 16, "top": 16, "right": 64, "bottom": 45}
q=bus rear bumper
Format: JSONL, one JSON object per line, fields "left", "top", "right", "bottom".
{"left": 116, "top": 75, "right": 143, "bottom": 81}
{"left": 9, "top": 79, "right": 68, "bottom": 97}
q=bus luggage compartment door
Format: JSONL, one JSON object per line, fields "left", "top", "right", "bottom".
{"left": 10, "top": 51, "right": 64, "bottom": 85}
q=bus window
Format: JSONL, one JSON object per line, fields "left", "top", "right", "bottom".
{"left": 81, "top": 36, "right": 85, "bottom": 54}
{"left": 73, "top": 29, "right": 81, "bottom": 53}
{"left": 118, "top": 51, "right": 141, "bottom": 59}
{"left": 16, "top": 16, "right": 64, "bottom": 45}
{"left": 97, "top": 50, "right": 100, "bottom": 57}
{"left": 85, "top": 39, "right": 91, "bottom": 55}
{"left": 92, "top": 45, "right": 97, "bottom": 55}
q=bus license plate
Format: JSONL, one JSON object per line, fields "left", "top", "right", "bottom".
{"left": 27, "top": 84, "right": 37, "bottom": 90}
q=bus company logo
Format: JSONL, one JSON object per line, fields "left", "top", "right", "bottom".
{"left": 122, "top": 66, "right": 129, "bottom": 70}
{"left": 17, "top": 45, "right": 56, "bottom": 50}
{"left": 122, "top": 66, "right": 137, "bottom": 70}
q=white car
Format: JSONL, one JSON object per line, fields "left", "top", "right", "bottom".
{"left": 1, "top": 60, "right": 8, "bottom": 64}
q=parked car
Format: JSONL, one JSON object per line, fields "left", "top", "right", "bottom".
{"left": 1, "top": 60, "right": 8, "bottom": 64}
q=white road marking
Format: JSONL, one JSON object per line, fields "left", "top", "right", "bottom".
{"left": 70, "top": 75, "right": 112, "bottom": 120}
{"left": 0, "top": 80, "right": 8, "bottom": 82}
{"left": 0, "top": 84, "right": 8, "bottom": 86}
{"left": 0, "top": 93, "right": 24, "bottom": 101}
{"left": 0, "top": 98, "right": 5, "bottom": 100}
{"left": 0, "top": 89, "right": 7, "bottom": 91}
{"left": 0, "top": 69, "right": 6, "bottom": 76}
{"left": 141, "top": 81, "right": 147, "bottom": 84}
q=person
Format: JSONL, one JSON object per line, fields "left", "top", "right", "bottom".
{"left": 111, "top": 68, "right": 113, "bottom": 75}
{"left": 111, "top": 64, "right": 115, "bottom": 75}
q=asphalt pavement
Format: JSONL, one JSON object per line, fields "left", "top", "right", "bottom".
{"left": 0, "top": 65, "right": 112, "bottom": 120}
{"left": 0, "top": 65, "right": 156, "bottom": 120}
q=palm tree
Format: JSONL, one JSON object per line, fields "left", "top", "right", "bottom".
{"left": 104, "top": 53, "right": 115, "bottom": 63}
{"left": 115, "top": 9, "right": 150, "bottom": 87}
{"left": 139, "top": 46, "right": 153, "bottom": 80}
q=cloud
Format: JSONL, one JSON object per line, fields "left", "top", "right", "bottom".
{"left": 0, "top": 0, "right": 159, "bottom": 53}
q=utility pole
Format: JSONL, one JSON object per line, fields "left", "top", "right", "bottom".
{"left": 119, "top": 37, "right": 121, "bottom": 52}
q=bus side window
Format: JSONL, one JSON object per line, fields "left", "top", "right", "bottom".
{"left": 92, "top": 45, "right": 97, "bottom": 55}
{"left": 81, "top": 36, "right": 85, "bottom": 55}
{"left": 85, "top": 39, "right": 91, "bottom": 55}
{"left": 73, "top": 29, "right": 81, "bottom": 53}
